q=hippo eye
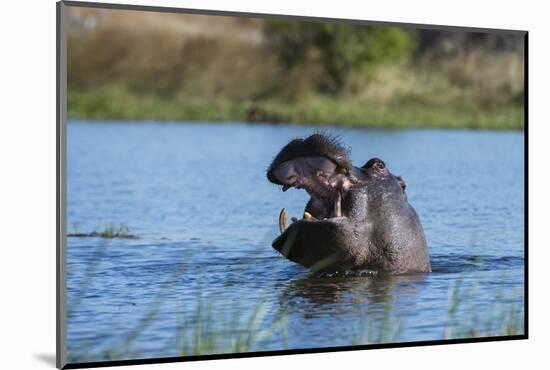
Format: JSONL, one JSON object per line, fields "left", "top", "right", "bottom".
{"left": 362, "top": 158, "right": 385, "bottom": 170}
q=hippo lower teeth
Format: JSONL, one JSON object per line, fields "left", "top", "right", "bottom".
{"left": 278, "top": 208, "right": 288, "bottom": 234}
{"left": 279, "top": 209, "right": 320, "bottom": 235}
{"left": 334, "top": 191, "right": 342, "bottom": 217}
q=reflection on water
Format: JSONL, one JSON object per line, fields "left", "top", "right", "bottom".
{"left": 66, "top": 121, "right": 525, "bottom": 362}
{"left": 282, "top": 273, "right": 427, "bottom": 307}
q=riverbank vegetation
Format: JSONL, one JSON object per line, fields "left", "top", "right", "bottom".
{"left": 67, "top": 7, "right": 524, "bottom": 129}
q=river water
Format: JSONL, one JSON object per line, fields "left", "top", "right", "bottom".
{"left": 66, "top": 121, "right": 525, "bottom": 363}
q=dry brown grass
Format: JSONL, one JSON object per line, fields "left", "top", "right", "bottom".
{"left": 67, "top": 6, "right": 524, "bottom": 129}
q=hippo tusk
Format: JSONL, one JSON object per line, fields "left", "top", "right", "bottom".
{"left": 334, "top": 191, "right": 342, "bottom": 217}
{"left": 279, "top": 208, "right": 288, "bottom": 234}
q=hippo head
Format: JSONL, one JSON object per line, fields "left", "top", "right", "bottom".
{"left": 267, "top": 134, "right": 431, "bottom": 274}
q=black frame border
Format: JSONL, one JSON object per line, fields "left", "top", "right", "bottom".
{"left": 56, "top": 1, "right": 529, "bottom": 369}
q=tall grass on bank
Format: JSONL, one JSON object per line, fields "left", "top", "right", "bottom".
{"left": 67, "top": 11, "right": 524, "bottom": 130}
{"left": 68, "top": 83, "right": 523, "bottom": 130}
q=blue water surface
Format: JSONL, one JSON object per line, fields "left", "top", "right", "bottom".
{"left": 66, "top": 121, "right": 525, "bottom": 362}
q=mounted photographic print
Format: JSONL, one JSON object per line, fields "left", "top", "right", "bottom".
{"left": 56, "top": 1, "right": 527, "bottom": 368}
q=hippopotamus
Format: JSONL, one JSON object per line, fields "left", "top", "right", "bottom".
{"left": 267, "top": 133, "right": 431, "bottom": 274}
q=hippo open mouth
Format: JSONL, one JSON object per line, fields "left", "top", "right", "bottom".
{"left": 273, "top": 155, "right": 353, "bottom": 229}
{"left": 267, "top": 133, "right": 431, "bottom": 274}
{"left": 267, "top": 134, "right": 356, "bottom": 234}
{"left": 267, "top": 134, "right": 363, "bottom": 270}
{"left": 271, "top": 156, "right": 357, "bottom": 272}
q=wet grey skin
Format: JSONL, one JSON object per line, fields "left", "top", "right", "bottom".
{"left": 267, "top": 134, "right": 431, "bottom": 274}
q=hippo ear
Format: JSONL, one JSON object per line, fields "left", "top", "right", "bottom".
{"left": 396, "top": 176, "right": 407, "bottom": 191}
{"left": 362, "top": 158, "right": 384, "bottom": 170}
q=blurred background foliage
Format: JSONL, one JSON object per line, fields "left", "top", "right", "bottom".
{"left": 263, "top": 21, "right": 416, "bottom": 94}
{"left": 67, "top": 7, "right": 525, "bottom": 129}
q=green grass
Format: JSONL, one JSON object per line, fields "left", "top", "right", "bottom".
{"left": 66, "top": 232, "right": 524, "bottom": 363}
{"left": 176, "top": 297, "right": 288, "bottom": 356}
{"left": 66, "top": 12, "right": 524, "bottom": 131}
{"left": 67, "top": 223, "right": 139, "bottom": 239}
{"left": 444, "top": 279, "right": 525, "bottom": 339}
{"left": 255, "top": 96, "right": 524, "bottom": 130}
{"left": 67, "top": 274, "right": 524, "bottom": 363}
{"left": 68, "top": 85, "right": 524, "bottom": 130}
{"left": 68, "top": 86, "right": 250, "bottom": 122}
{"left": 98, "top": 224, "right": 132, "bottom": 238}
